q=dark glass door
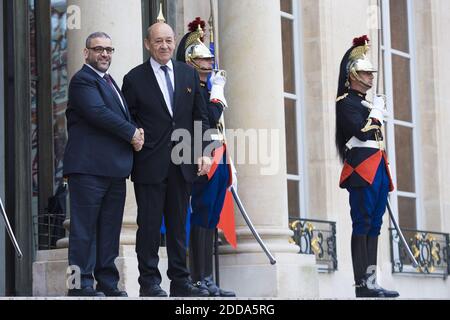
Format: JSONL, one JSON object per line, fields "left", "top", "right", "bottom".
{"left": 30, "top": 0, "right": 68, "bottom": 250}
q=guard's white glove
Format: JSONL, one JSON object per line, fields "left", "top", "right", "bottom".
{"left": 210, "top": 70, "right": 228, "bottom": 108}
{"left": 373, "top": 95, "right": 385, "bottom": 110}
{"left": 368, "top": 105, "right": 384, "bottom": 123}
{"left": 361, "top": 95, "right": 388, "bottom": 122}
{"left": 229, "top": 157, "right": 238, "bottom": 191}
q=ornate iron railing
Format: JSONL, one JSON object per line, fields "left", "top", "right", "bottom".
{"left": 289, "top": 217, "right": 337, "bottom": 272}
{"left": 33, "top": 211, "right": 66, "bottom": 250}
{"left": 390, "top": 228, "right": 450, "bottom": 278}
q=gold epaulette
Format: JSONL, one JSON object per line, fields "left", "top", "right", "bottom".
{"left": 361, "top": 118, "right": 381, "bottom": 132}
{"left": 336, "top": 93, "right": 348, "bottom": 102}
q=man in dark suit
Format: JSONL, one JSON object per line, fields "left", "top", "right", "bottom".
{"left": 122, "top": 22, "right": 211, "bottom": 297}
{"left": 63, "top": 32, "right": 144, "bottom": 297}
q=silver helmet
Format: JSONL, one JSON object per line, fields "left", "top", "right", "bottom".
{"left": 184, "top": 22, "right": 214, "bottom": 72}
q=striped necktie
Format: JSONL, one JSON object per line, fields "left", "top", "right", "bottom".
{"left": 160, "top": 65, "right": 174, "bottom": 112}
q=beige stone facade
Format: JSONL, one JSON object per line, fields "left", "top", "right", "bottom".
{"left": 32, "top": 0, "right": 450, "bottom": 298}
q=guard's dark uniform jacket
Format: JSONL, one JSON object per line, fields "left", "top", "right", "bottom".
{"left": 199, "top": 81, "right": 232, "bottom": 187}
{"left": 336, "top": 89, "right": 394, "bottom": 191}
{"left": 200, "top": 81, "right": 223, "bottom": 128}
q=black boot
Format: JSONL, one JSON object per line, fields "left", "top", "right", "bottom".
{"left": 189, "top": 225, "right": 216, "bottom": 297}
{"left": 204, "top": 276, "right": 236, "bottom": 297}
{"left": 203, "top": 229, "right": 236, "bottom": 297}
{"left": 189, "top": 225, "right": 208, "bottom": 284}
{"left": 351, "top": 235, "right": 383, "bottom": 298}
{"left": 366, "top": 236, "right": 399, "bottom": 298}
{"left": 351, "top": 234, "right": 369, "bottom": 285}
{"left": 355, "top": 278, "right": 385, "bottom": 298}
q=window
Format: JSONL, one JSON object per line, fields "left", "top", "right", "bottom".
{"left": 29, "top": 0, "right": 69, "bottom": 249}
{"left": 280, "top": 0, "right": 307, "bottom": 218}
{"left": 50, "top": 0, "right": 69, "bottom": 190}
{"left": 29, "top": 0, "right": 39, "bottom": 242}
{"left": 381, "top": 0, "right": 421, "bottom": 229}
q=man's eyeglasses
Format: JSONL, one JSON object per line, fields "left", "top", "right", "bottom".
{"left": 87, "top": 46, "right": 115, "bottom": 54}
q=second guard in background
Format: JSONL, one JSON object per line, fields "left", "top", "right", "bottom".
{"left": 176, "top": 18, "right": 236, "bottom": 297}
{"left": 335, "top": 35, "right": 399, "bottom": 298}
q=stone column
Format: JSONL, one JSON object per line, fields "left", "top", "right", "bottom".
{"left": 66, "top": 0, "right": 143, "bottom": 85}
{"left": 33, "top": 0, "right": 143, "bottom": 297}
{"left": 217, "top": 0, "right": 318, "bottom": 297}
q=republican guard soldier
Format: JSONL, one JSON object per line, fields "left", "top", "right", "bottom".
{"left": 176, "top": 18, "right": 236, "bottom": 297}
{"left": 335, "top": 35, "right": 399, "bottom": 298}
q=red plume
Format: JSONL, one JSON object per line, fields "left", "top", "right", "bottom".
{"left": 353, "top": 35, "right": 370, "bottom": 46}
{"left": 188, "top": 17, "right": 206, "bottom": 32}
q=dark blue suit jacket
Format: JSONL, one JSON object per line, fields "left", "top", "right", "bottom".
{"left": 63, "top": 65, "right": 136, "bottom": 178}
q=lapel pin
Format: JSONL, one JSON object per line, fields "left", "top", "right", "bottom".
{"left": 187, "top": 87, "right": 192, "bottom": 93}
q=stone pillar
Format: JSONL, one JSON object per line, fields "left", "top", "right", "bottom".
{"left": 33, "top": 0, "right": 144, "bottom": 297}
{"left": 217, "top": 0, "right": 318, "bottom": 298}
{"left": 66, "top": 0, "right": 143, "bottom": 86}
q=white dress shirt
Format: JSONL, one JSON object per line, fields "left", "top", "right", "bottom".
{"left": 85, "top": 63, "right": 126, "bottom": 111}
{"left": 150, "top": 57, "right": 174, "bottom": 117}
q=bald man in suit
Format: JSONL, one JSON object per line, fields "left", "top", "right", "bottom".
{"left": 122, "top": 22, "right": 211, "bottom": 297}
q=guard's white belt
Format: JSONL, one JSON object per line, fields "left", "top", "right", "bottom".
{"left": 211, "top": 133, "right": 224, "bottom": 141}
{"left": 345, "top": 136, "right": 384, "bottom": 150}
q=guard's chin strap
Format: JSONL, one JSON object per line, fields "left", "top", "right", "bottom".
{"left": 188, "top": 58, "right": 213, "bottom": 73}
{"left": 351, "top": 70, "right": 372, "bottom": 90}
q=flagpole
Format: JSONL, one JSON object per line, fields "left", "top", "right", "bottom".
{"left": 209, "top": 0, "right": 219, "bottom": 69}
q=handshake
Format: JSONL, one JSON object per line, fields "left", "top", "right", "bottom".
{"left": 131, "top": 128, "right": 145, "bottom": 152}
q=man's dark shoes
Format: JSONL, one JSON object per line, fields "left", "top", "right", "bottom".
{"left": 204, "top": 280, "right": 236, "bottom": 297}
{"left": 140, "top": 284, "right": 168, "bottom": 297}
{"left": 67, "top": 286, "right": 105, "bottom": 297}
{"left": 170, "top": 281, "right": 209, "bottom": 297}
{"left": 97, "top": 287, "right": 128, "bottom": 297}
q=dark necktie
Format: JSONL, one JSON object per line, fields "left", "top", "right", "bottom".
{"left": 160, "top": 65, "right": 174, "bottom": 112}
{"left": 104, "top": 74, "right": 125, "bottom": 110}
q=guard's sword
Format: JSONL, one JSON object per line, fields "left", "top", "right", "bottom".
{"left": 386, "top": 200, "right": 419, "bottom": 268}
{"left": 0, "top": 197, "right": 23, "bottom": 259}
{"left": 231, "top": 186, "right": 276, "bottom": 265}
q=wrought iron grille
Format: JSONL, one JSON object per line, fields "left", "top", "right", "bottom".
{"left": 390, "top": 228, "right": 450, "bottom": 279}
{"left": 33, "top": 183, "right": 68, "bottom": 250}
{"left": 289, "top": 217, "right": 337, "bottom": 272}
{"left": 33, "top": 211, "right": 66, "bottom": 250}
